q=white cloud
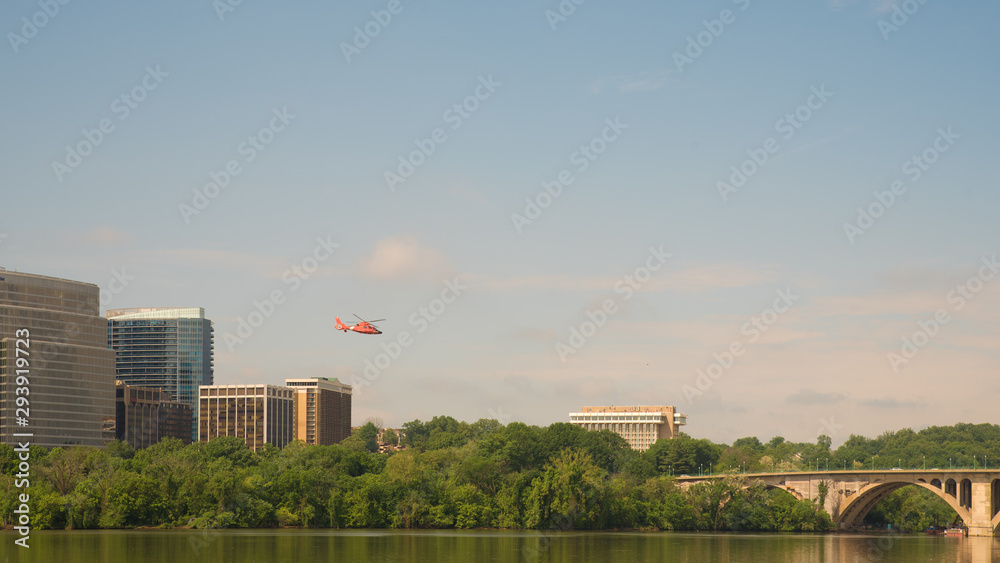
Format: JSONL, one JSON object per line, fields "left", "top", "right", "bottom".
{"left": 357, "top": 237, "right": 451, "bottom": 281}
{"left": 76, "top": 226, "right": 134, "bottom": 247}
{"left": 476, "top": 263, "right": 778, "bottom": 293}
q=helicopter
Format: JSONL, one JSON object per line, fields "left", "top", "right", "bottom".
{"left": 335, "top": 314, "right": 384, "bottom": 335}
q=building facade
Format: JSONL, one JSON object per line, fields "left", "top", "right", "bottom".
{"left": 107, "top": 307, "right": 213, "bottom": 441}
{"left": 569, "top": 405, "right": 688, "bottom": 451}
{"left": 198, "top": 384, "right": 294, "bottom": 452}
{"left": 0, "top": 270, "right": 116, "bottom": 447}
{"left": 115, "top": 381, "right": 193, "bottom": 449}
{"left": 285, "top": 377, "right": 351, "bottom": 446}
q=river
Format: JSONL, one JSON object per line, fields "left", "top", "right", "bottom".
{"left": 3, "top": 529, "right": 999, "bottom": 562}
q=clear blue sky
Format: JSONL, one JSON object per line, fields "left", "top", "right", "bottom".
{"left": 2, "top": 0, "right": 998, "bottom": 445}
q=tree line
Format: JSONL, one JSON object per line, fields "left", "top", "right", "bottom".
{"left": 2, "top": 419, "right": 996, "bottom": 532}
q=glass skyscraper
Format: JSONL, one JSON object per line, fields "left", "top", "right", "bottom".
{"left": 107, "top": 307, "right": 214, "bottom": 441}
{"left": 0, "top": 269, "right": 116, "bottom": 448}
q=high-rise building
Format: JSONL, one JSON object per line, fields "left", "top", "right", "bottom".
{"left": 198, "top": 384, "right": 294, "bottom": 452}
{"left": 285, "top": 377, "right": 351, "bottom": 445}
{"left": 107, "top": 307, "right": 213, "bottom": 441}
{"left": 568, "top": 405, "right": 688, "bottom": 451}
{"left": 115, "top": 381, "right": 193, "bottom": 449}
{"left": 0, "top": 269, "right": 116, "bottom": 447}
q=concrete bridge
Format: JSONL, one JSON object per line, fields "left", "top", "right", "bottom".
{"left": 676, "top": 470, "right": 1000, "bottom": 537}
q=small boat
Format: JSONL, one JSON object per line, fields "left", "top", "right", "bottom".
{"left": 944, "top": 528, "right": 965, "bottom": 537}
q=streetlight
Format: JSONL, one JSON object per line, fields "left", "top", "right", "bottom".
{"left": 973, "top": 456, "right": 977, "bottom": 470}
{"left": 949, "top": 458, "right": 952, "bottom": 469}
{"left": 923, "top": 455, "right": 925, "bottom": 470}
{"left": 871, "top": 457, "right": 875, "bottom": 470}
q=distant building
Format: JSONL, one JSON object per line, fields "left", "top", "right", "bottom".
{"left": 0, "top": 270, "right": 116, "bottom": 448}
{"left": 115, "top": 381, "right": 192, "bottom": 449}
{"left": 285, "top": 377, "right": 351, "bottom": 446}
{"left": 198, "top": 384, "right": 293, "bottom": 452}
{"left": 107, "top": 307, "right": 214, "bottom": 441}
{"left": 569, "top": 405, "right": 687, "bottom": 451}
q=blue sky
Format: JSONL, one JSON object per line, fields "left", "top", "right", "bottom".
{"left": 2, "top": 0, "right": 999, "bottom": 445}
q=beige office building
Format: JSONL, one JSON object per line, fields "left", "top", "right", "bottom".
{"left": 0, "top": 269, "right": 116, "bottom": 448}
{"left": 285, "top": 377, "right": 351, "bottom": 446}
{"left": 198, "top": 384, "right": 293, "bottom": 451}
{"left": 569, "top": 405, "right": 687, "bottom": 451}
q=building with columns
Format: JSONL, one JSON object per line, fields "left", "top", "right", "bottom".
{"left": 569, "top": 405, "right": 687, "bottom": 451}
{"left": 285, "top": 377, "right": 351, "bottom": 446}
{"left": 198, "top": 384, "right": 293, "bottom": 451}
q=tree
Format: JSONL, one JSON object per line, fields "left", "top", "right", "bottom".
{"left": 382, "top": 428, "right": 399, "bottom": 447}
{"left": 354, "top": 422, "right": 380, "bottom": 452}
{"left": 524, "top": 449, "right": 605, "bottom": 530}
{"left": 645, "top": 434, "right": 720, "bottom": 476}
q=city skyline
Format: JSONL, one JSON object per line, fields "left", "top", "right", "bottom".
{"left": 2, "top": 1, "right": 999, "bottom": 447}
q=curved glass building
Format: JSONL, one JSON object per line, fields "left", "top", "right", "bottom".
{"left": 107, "top": 307, "right": 214, "bottom": 442}
{"left": 0, "top": 269, "right": 116, "bottom": 447}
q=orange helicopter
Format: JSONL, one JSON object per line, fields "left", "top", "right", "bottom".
{"left": 335, "top": 314, "right": 384, "bottom": 335}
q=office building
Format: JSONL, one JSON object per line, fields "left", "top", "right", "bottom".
{"left": 0, "top": 269, "right": 116, "bottom": 447}
{"left": 285, "top": 377, "right": 351, "bottom": 445}
{"left": 115, "top": 381, "right": 192, "bottom": 449}
{"left": 107, "top": 307, "right": 213, "bottom": 441}
{"left": 569, "top": 405, "right": 688, "bottom": 451}
{"left": 198, "top": 384, "right": 293, "bottom": 452}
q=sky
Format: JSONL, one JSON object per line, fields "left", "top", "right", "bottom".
{"left": 2, "top": 0, "right": 999, "bottom": 447}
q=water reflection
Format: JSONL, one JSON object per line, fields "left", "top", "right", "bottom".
{"left": 3, "top": 530, "right": 998, "bottom": 563}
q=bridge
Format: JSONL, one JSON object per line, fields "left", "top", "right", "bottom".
{"left": 676, "top": 469, "right": 1000, "bottom": 537}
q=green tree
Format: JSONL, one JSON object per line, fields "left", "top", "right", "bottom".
{"left": 382, "top": 428, "right": 399, "bottom": 447}
{"left": 524, "top": 449, "right": 605, "bottom": 530}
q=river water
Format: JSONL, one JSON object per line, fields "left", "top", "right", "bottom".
{"left": 3, "top": 530, "right": 1000, "bottom": 562}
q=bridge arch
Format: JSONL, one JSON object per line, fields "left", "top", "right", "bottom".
{"left": 992, "top": 479, "right": 1000, "bottom": 522}
{"left": 759, "top": 483, "right": 805, "bottom": 502}
{"left": 836, "top": 479, "right": 970, "bottom": 529}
